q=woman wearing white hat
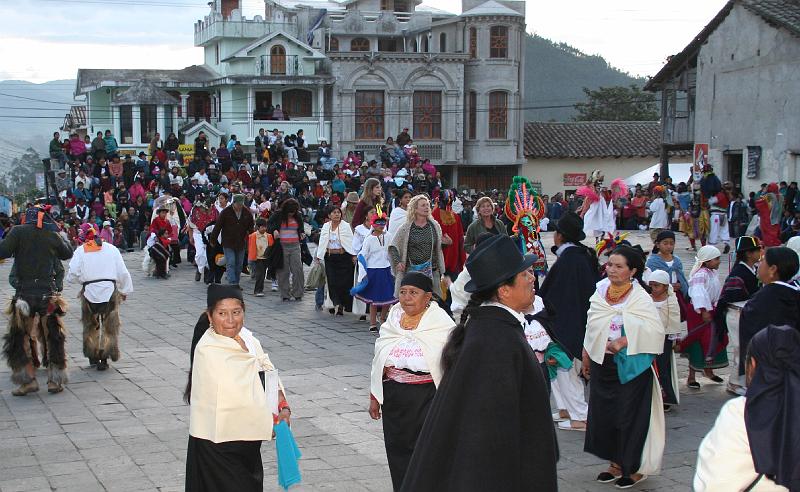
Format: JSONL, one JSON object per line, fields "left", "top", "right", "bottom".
{"left": 647, "top": 270, "right": 682, "bottom": 408}
{"left": 675, "top": 245, "right": 727, "bottom": 389}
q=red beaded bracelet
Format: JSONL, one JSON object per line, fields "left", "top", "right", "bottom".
{"left": 278, "top": 401, "right": 290, "bottom": 412}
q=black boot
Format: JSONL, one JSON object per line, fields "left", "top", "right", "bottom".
{"left": 97, "top": 359, "right": 108, "bottom": 371}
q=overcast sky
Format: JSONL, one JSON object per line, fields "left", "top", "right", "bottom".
{"left": 0, "top": 0, "right": 728, "bottom": 86}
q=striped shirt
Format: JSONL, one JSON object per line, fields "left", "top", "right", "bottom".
{"left": 280, "top": 218, "right": 300, "bottom": 244}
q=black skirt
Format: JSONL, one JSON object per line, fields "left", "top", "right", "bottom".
{"left": 584, "top": 354, "right": 653, "bottom": 477}
{"left": 185, "top": 436, "right": 262, "bottom": 492}
{"left": 325, "top": 252, "right": 354, "bottom": 310}
{"left": 382, "top": 380, "right": 436, "bottom": 491}
{"left": 656, "top": 337, "right": 679, "bottom": 405}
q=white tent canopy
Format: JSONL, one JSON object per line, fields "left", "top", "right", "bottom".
{"left": 625, "top": 163, "right": 692, "bottom": 187}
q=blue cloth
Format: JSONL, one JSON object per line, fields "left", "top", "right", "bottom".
{"left": 350, "top": 255, "right": 370, "bottom": 296}
{"left": 223, "top": 247, "right": 245, "bottom": 285}
{"left": 646, "top": 253, "right": 688, "bottom": 296}
{"left": 614, "top": 348, "right": 655, "bottom": 384}
{"left": 274, "top": 421, "right": 302, "bottom": 490}
{"left": 544, "top": 342, "right": 572, "bottom": 380}
{"left": 354, "top": 266, "right": 397, "bottom": 305}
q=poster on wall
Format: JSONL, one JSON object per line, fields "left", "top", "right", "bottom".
{"left": 746, "top": 146, "right": 761, "bottom": 179}
{"left": 693, "top": 143, "right": 708, "bottom": 181}
{"left": 563, "top": 173, "right": 587, "bottom": 187}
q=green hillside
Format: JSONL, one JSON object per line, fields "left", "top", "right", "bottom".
{"left": 524, "top": 34, "right": 647, "bottom": 122}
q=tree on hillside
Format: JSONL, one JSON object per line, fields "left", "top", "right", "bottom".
{"left": 573, "top": 85, "right": 658, "bottom": 121}
{"left": 5, "top": 148, "right": 41, "bottom": 195}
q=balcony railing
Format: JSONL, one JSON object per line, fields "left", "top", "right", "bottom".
{"left": 257, "top": 55, "right": 302, "bottom": 76}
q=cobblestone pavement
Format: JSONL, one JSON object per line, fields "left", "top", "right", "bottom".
{"left": 0, "top": 231, "right": 737, "bottom": 492}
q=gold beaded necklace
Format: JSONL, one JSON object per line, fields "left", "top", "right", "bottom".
{"left": 400, "top": 311, "right": 425, "bottom": 330}
{"left": 605, "top": 282, "right": 633, "bottom": 304}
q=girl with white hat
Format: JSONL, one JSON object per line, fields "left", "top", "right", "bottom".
{"left": 675, "top": 245, "right": 727, "bottom": 389}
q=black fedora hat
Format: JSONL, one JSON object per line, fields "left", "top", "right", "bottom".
{"left": 464, "top": 235, "right": 537, "bottom": 293}
{"left": 554, "top": 211, "right": 586, "bottom": 242}
{"left": 735, "top": 235, "right": 761, "bottom": 253}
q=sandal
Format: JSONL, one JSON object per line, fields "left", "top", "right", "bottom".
{"left": 687, "top": 380, "right": 701, "bottom": 389}
{"left": 705, "top": 374, "right": 723, "bottom": 383}
{"left": 369, "top": 325, "right": 378, "bottom": 333}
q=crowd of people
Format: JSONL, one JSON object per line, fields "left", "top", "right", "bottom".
{"left": 1, "top": 129, "right": 798, "bottom": 492}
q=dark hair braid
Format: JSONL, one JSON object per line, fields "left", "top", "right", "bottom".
{"left": 440, "top": 290, "right": 494, "bottom": 375}
{"left": 440, "top": 274, "right": 517, "bottom": 375}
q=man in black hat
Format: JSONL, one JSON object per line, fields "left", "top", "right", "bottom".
{"left": 0, "top": 206, "right": 73, "bottom": 395}
{"left": 538, "top": 211, "right": 599, "bottom": 430}
{"left": 401, "top": 234, "right": 558, "bottom": 492}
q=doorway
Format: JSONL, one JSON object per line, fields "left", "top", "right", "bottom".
{"left": 724, "top": 151, "right": 743, "bottom": 194}
{"left": 254, "top": 92, "right": 273, "bottom": 119}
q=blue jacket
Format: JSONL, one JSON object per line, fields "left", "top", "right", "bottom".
{"left": 646, "top": 253, "right": 688, "bottom": 296}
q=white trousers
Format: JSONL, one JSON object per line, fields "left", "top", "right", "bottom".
{"left": 709, "top": 212, "right": 731, "bottom": 245}
{"left": 552, "top": 360, "right": 588, "bottom": 421}
{"left": 193, "top": 230, "right": 208, "bottom": 273}
{"left": 727, "top": 308, "right": 745, "bottom": 389}
{"left": 286, "top": 147, "right": 298, "bottom": 163}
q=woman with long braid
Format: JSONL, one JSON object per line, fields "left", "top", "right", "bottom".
{"left": 399, "top": 235, "right": 558, "bottom": 492}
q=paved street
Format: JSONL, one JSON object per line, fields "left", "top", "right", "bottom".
{"left": 0, "top": 231, "right": 737, "bottom": 492}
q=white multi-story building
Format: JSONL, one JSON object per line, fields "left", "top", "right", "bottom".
{"left": 75, "top": 0, "right": 525, "bottom": 188}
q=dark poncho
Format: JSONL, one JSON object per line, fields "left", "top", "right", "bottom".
{"left": 745, "top": 325, "right": 800, "bottom": 491}
{"left": 399, "top": 306, "right": 558, "bottom": 492}
{"left": 539, "top": 244, "right": 599, "bottom": 359}
{"left": 738, "top": 283, "right": 800, "bottom": 376}
{"left": 714, "top": 262, "right": 759, "bottom": 340}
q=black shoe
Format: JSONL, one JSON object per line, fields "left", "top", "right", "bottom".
{"left": 328, "top": 308, "right": 335, "bottom": 314}
{"left": 88, "top": 358, "right": 99, "bottom": 367}
{"left": 596, "top": 472, "right": 619, "bottom": 483}
{"left": 359, "top": 315, "right": 367, "bottom": 321}
{"left": 336, "top": 307, "right": 344, "bottom": 316}
{"left": 282, "top": 298, "right": 290, "bottom": 302}
{"left": 369, "top": 325, "right": 378, "bottom": 333}
{"left": 97, "top": 360, "right": 109, "bottom": 371}
{"left": 723, "top": 244, "right": 730, "bottom": 254}
{"left": 615, "top": 475, "right": 647, "bottom": 489}
{"left": 195, "top": 271, "right": 201, "bottom": 282}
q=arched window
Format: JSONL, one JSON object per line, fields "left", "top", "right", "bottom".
{"left": 488, "top": 91, "right": 508, "bottom": 139}
{"left": 469, "top": 27, "right": 477, "bottom": 58}
{"left": 328, "top": 36, "right": 339, "bottom": 52}
{"left": 421, "top": 35, "right": 429, "bottom": 53}
{"left": 439, "top": 32, "right": 447, "bottom": 53}
{"left": 489, "top": 26, "right": 508, "bottom": 58}
{"left": 351, "top": 37, "right": 370, "bottom": 52}
{"left": 410, "top": 38, "right": 418, "bottom": 53}
{"left": 282, "top": 89, "right": 313, "bottom": 118}
{"left": 270, "top": 45, "right": 286, "bottom": 75}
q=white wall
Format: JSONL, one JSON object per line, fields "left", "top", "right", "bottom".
{"left": 694, "top": 4, "right": 800, "bottom": 193}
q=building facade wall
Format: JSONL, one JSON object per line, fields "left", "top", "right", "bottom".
{"left": 523, "top": 156, "right": 659, "bottom": 197}
{"left": 694, "top": 4, "right": 800, "bottom": 194}
{"left": 329, "top": 54, "right": 465, "bottom": 165}
{"left": 462, "top": 15, "right": 525, "bottom": 168}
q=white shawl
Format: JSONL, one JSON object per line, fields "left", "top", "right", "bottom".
{"left": 316, "top": 220, "right": 355, "bottom": 260}
{"left": 370, "top": 303, "right": 456, "bottom": 404}
{"left": 583, "top": 279, "right": 665, "bottom": 364}
{"left": 189, "top": 328, "right": 282, "bottom": 443}
{"left": 656, "top": 287, "right": 683, "bottom": 335}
